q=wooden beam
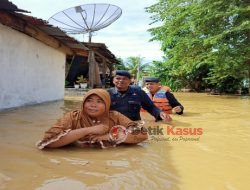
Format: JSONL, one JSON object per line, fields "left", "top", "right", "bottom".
{"left": 101, "top": 59, "right": 107, "bottom": 87}
{"left": 0, "top": 11, "right": 73, "bottom": 55}
{"left": 71, "top": 49, "right": 89, "bottom": 57}
{"left": 94, "top": 50, "right": 113, "bottom": 64}
{"left": 84, "top": 46, "right": 114, "bottom": 64}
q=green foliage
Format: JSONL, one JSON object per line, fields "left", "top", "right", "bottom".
{"left": 125, "top": 56, "right": 149, "bottom": 79}
{"left": 148, "top": 60, "right": 181, "bottom": 90}
{"left": 76, "top": 75, "right": 88, "bottom": 84}
{"left": 146, "top": 0, "right": 250, "bottom": 93}
{"left": 114, "top": 57, "right": 127, "bottom": 70}
{"left": 65, "top": 80, "right": 70, "bottom": 86}
{"left": 113, "top": 57, "right": 150, "bottom": 83}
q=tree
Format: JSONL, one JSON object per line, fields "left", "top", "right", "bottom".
{"left": 146, "top": 0, "right": 250, "bottom": 93}
{"left": 114, "top": 57, "right": 128, "bottom": 70}
{"left": 125, "top": 56, "right": 150, "bottom": 82}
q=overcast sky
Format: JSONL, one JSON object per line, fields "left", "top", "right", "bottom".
{"left": 10, "top": 0, "right": 163, "bottom": 63}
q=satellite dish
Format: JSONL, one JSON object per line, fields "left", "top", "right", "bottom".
{"left": 48, "top": 4, "right": 122, "bottom": 42}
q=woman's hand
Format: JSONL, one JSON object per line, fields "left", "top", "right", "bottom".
{"left": 87, "top": 124, "right": 109, "bottom": 135}
{"left": 89, "top": 134, "right": 109, "bottom": 142}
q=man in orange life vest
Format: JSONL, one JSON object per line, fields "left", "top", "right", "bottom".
{"left": 143, "top": 77, "right": 184, "bottom": 115}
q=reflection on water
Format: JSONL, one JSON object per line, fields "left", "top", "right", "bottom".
{"left": 0, "top": 93, "right": 250, "bottom": 190}
{"left": 35, "top": 177, "right": 86, "bottom": 190}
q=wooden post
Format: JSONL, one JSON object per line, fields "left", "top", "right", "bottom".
{"left": 109, "top": 64, "right": 114, "bottom": 87}
{"left": 88, "top": 50, "right": 102, "bottom": 88}
{"left": 102, "top": 59, "right": 107, "bottom": 88}
{"left": 88, "top": 51, "right": 94, "bottom": 88}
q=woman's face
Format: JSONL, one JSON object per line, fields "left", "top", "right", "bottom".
{"left": 84, "top": 94, "right": 106, "bottom": 118}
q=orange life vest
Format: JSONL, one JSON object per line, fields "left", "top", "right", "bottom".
{"left": 141, "top": 86, "right": 172, "bottom": 114}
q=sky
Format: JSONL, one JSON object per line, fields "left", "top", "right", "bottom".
{"left": 10, "top": 0, "right": 164, "bottom": 63}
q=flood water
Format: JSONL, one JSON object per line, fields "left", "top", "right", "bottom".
{"left": 0, "top": 93, "right": 249, "bottom": 190}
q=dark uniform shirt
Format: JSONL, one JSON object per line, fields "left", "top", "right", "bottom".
{"left": 108, "top": 86, "right": 162, "bottom": 121}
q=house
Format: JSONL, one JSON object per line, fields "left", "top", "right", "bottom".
{"left": 0, "top": 0, "right": 118, "bottom": 110}
{"left": 66, "top": 42, "right": 118, "bottom": 87}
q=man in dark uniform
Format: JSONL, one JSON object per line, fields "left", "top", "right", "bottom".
{"left": 108, "top": 70, "right": 172, "bottom": 121}
{"left": 144, "top": 77, "right": 184, "bottom": 115}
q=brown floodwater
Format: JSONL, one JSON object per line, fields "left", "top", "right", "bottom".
{"left": 0, "top": 93, "right": 249, "bottom": 190}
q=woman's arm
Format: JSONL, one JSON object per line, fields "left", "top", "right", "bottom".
{"left": 47, "top": 124, "right": 109, "bottom": 148}
{"left": 123, "top": 129, "right": 148, "bottom": 144}
{"left": 90, "top": 129, "right": 148, "bottom": 145}
{"left": 116, "top": 111, "right": 148, "bottom": 144}
{"left": 89, "top": 112, "right": 148, "bottom": 145}
{"left": 46, "top": 127, "right": 91, "bottom": 148}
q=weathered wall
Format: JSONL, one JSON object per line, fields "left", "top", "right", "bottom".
{"left": 0, "top": 23, "right": 66, "bottom": 110}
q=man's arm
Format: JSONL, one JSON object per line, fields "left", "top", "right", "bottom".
{"left": 165, "top": 92, "right": 184, "bottom": 115}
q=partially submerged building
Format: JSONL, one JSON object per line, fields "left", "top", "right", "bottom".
{"left": 0, "top": 0, "right": 118, "bottom": 110}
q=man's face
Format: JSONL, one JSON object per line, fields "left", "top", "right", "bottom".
{"left": 146, "top": 82, "right": 161, "bottom": 94}
{"left": 113, "top": 75, "right": 131, "bottom": 91}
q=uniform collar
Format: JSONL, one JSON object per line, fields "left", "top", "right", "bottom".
{"left": 113, "top": 86, "right": 133, "bottom": 95}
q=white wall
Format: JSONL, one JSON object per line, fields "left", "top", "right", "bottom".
{"left": 0, "top": 23, "right": 66, "bottom": 110}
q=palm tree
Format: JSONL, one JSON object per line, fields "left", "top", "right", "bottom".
{"left": 114, "top": 57, "right": 128, "bottom": 70}
{"left": 126, "top": 56, "right": 149, "bottom": 83}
